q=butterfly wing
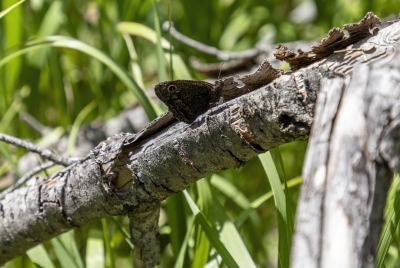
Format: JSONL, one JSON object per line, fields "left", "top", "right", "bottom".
{"left": 155, "top": 80, "right": 218, "bottom": 123}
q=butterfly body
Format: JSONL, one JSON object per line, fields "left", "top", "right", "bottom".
{"left": 155, "top": 80, "right": 221, "bottom": 123}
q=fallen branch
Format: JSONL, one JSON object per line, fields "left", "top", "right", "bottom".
{"left": 1, "top": 12, "right": 398, "bottom": 268}
{"left": 162, "top": 21, "right": 263, "bottom": 61}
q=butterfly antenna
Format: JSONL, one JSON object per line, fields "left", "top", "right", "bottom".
{"left": 218, "top": 63, "right": 225, "bottom": 80}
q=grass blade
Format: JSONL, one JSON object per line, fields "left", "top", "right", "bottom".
{"left": 192, "top": 226, "right": 211, "bottom": 268}
{"left": 152, "top": 0, "right": 167, "bottom": 82}
{"left": 213, "top": 197, "right": 257, "bottom": 268}
{"left": 57, "top": 231, "right": 84, "bottom": 268}
{"left": 101, "top": 218, "right": 116, "bottom": 268}
{"left": 164, "top": 53, "right": 192, "bottom": 80}
{"left": 377, "top": 174, "right": 400, "bottom": 268}
{"left": 0, "top": 36, "right": 158, "bottom": 120}
{"left": 86, "top": 230, "right": 105, "bottom": 268}
{"left": 2, "top": 0, "right": 23, "bottom": 95}
{"left": 234, "top": 177, "right": 302, "bottom": 228}
{"left": 166, "top": 192, "right": 188, "bottom": 258}
{"left": 116, "top": 22, "right": 171, "bottom": 49}
{"left": 51, "top": 236, "right": 78, "bottom": 268}
{"left": 28, "top": 0, "right": 63, "bottom": 68}
{"left": 258, "top": 151, "right": 292, "bottom": 268}
{"left": 26, "top": 244, "right": 55, "bottom": 268}
{"left": 0, "top": 0, "right": 25, "bottom": 19}
{"left": 210, "top": 174, "right": 250, "bottom": 209}
{"left": 183, "top": 190, "right": 240, "bottom": 268}
{"left": 192, "top": 179, "right": 213, "bottom": 268}
{"left": 174, "top": 218, "right": 194, "bottom": 268}
{"left": 67, "top": 100, "right": 97, "bottom": 156}
{"left": 271, "top": 147, "right": 294, "bottom": 241}
{"left": 122, "top": 33, "right": 145, "bottom": 89}
{"left": 110, "top": 216, "right": 134, "bottom": 248}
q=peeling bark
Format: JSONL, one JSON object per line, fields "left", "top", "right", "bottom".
{"left": 274, "top": 12, "right": 381, "bottom": 71}
{"left": 0, "top": 57, "right": 318, "bottom": 265}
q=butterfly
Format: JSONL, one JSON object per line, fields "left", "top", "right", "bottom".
{"left": 155, "top": 80, "right": 221, "bottom": 123}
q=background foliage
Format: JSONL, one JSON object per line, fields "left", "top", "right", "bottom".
{"left": 1, "top": 0, "right": 399, "bottom": 267}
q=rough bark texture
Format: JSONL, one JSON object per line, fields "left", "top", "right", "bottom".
{"left": 0, "top": 13, "right": 399, "bottom": 267}
{"left": 6, "top": 104, "right": 150, "bottom": 187}
{"left": 0, "top": 56, "right": 318, "bottom": 265}
{"left": 274, "top": 12, "right": 381, "bottom": 71}
{"left": 291, "top": 21, "right": 400, "bottom": 267}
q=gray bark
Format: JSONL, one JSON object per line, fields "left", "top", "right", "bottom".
{"left": 0, "top": 56, "right": 317, "bottom": 265}
{"left": 291, "top": 21, "right": 400, "bottom": 267}
{"left": 14, "top": 104, "right": 150, "bottom": 179}
{"left": 0, "top": 15, "right": 399, "bottom": 267}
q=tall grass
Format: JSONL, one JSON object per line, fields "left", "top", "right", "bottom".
{"left": 1, "top": 1, "right": 400, "bottom": 267}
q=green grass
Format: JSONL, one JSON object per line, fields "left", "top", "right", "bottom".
{"left": 377, "top": 174, "right": 400, "bottom": 268}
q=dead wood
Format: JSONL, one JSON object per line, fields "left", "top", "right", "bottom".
{"left": 1, "top": 12, "right": 399, "bottom": 267}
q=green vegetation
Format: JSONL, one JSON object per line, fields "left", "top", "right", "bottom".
{"left": 1, "top": 0, "right": 399, "bottom": 267}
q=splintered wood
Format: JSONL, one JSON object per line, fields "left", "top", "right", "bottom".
{"left": 274, "top": 12, "right": 381, "bottom": 71}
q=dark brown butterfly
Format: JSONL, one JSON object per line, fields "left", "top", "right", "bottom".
{"left": 155, "top": 80, "right": 221, "bottom": 123}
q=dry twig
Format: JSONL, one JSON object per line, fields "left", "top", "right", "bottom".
{"left": 0, "top": 133, "right": 76, "bottom": 166}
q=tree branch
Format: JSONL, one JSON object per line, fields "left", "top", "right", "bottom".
{"left": 0, "top": 13, "right": 398, "bottom": 267}
{"left": 0, "top": 133, "right": 76, "bottom": 166}
{"left": 162, "top": 21, "right": 263, "bottom": 61}
{"left": 0, "top": 54, "right": 317, "bottom": 264}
